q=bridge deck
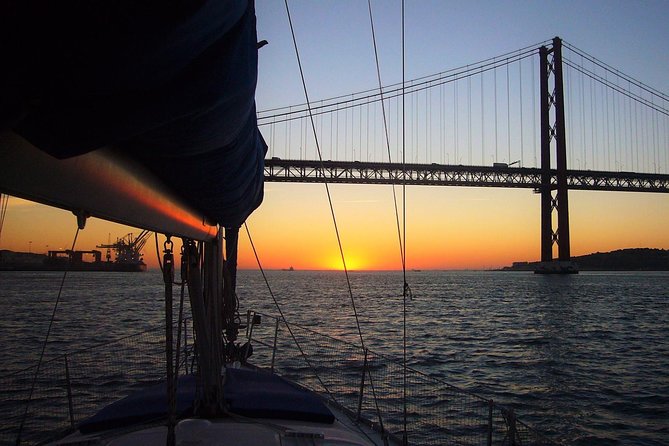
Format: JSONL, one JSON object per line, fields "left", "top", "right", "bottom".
{"left": 264, "top": 159, "right": 669, "bottom": 193}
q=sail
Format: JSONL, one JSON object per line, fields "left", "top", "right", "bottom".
{"left": 1, "top": 0, "right": 267, "bottom": 228}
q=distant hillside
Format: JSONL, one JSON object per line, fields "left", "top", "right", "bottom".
{"left": 502, "top": 248, "right": 669, "bottom": 271}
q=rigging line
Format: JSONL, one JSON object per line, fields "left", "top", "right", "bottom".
{"left": 242, "top": 223, "right": 340, "bottom": 405}
{"left": 283, "top": 0, "right": 366, "bottom": 351}
{"left": 258, "top": 40, "right": 550, "bottom": 116}
{"left": 16, "top": 226, "right": 81, "bottom": 446}
{"left": 563, "top": 41, "right": 669, "bottom": 101}
{"left": 154, "top": 232, "right": 164, "bottom": 274}
{"left": 634, "top": 87, "right": 639, "bottom": 171}
{"left": 563, "top": 59, "right": 669, "bottom": 116}
{"left": 0, "top": 194, "right": 9, "bottom": 244}
{"left": 367, "top": 0, "right": 405, "bottom": 269}
{"left": 401, "top": 0, "right": 408, "bottom": 444}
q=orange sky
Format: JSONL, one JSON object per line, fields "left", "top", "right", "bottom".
{"left": 2, "top": 184, "right": 667, "bottom": 271}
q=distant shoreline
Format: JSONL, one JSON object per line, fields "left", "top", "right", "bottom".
{"left": 500, "top": 248, "right": 669, "bottom": 272}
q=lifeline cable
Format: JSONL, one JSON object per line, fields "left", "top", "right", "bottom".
{"left": 365, "top": 1, "right": 405, "bottom": 432}
{"left": 241, "top": 229, "right": 379, "bottom": 446}
{"left": 16, "top": 226, "right": 80, "bottom": 446}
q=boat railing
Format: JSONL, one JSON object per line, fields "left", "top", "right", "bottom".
{"left": 0, "top": 313, "right": 560, "bottom": 445}
{"left": 247, "top": 311, "right": 561, "bottom": 446}
{"left": 0, "top": 327, "right": 167, "bottom": 445}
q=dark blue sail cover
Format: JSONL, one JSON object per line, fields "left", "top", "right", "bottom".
{"left": 2, "top": 0, "right": 266, "bottom": 227}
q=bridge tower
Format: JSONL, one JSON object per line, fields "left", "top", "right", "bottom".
{"left": 537, "top": 37, "right": 577, "bottom": 274}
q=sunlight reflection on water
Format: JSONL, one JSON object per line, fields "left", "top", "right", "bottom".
{"left": 1, "top": 270, "right": 668, "bottom": 445}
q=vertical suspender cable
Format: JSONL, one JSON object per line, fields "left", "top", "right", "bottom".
{"left": 468, "top": 74, "right": 472, "bottom": 164}
{"left": 532, "top": 56, "right": 537, "bottom": 166}
{"left": 162, "top": 238, "right": 176, "bottom": 446}
{"left": 519, "top": 55, "right": 524, "bottom": 166}
{"left": 506, "top": 63, "right": 511, "bottom": 163}
{"left": 454, "top": 80, "right": 458, "bottom": 163}
{"left": 481, "top": 69, "right": 485, "bottom": 164}
{"left": 494, "top": 65, "right": 498, "bottom": 162}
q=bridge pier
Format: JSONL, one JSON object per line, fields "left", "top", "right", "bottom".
{"left": 537, "top": 37, "right": 577, "bottom": 274}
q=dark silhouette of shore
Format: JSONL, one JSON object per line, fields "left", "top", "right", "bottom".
{"left": 502, "top": 248, "right": 669, "bottom": 271}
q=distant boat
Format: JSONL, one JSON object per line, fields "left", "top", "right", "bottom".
{"left": 282, "top": 266, "right": 295, "bottom": 271}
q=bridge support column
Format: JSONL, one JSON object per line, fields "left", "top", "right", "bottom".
{"left": 537, "top": 37, "right": 577, "bottom": 274}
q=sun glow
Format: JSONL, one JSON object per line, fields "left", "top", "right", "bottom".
{"left": 326, "top": 254, "right": 367, "bottom": 271}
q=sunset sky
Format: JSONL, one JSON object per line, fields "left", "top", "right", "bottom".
{"left": 2, "top": 0, "right": 668, "bottom": 270}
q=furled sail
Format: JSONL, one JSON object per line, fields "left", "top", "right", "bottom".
{"left": 1, "top": 0, "right": 267, "bottom": 228}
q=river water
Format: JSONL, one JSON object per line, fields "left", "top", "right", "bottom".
{"left": 1, "top": 270, "right": 667, "bottom": 445}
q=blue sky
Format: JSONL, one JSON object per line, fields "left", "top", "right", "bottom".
{"left": 255, "top": 0, "right": 669, "bottom": 109}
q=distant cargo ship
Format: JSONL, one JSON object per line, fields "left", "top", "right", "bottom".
{"left": 0, "top": 231, "right": 149, "bottom": 272}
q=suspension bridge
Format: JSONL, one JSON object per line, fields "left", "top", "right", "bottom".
{"left": 258, "top": 37, "right": 669, "bottom": 272}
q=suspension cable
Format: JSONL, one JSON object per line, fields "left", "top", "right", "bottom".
{"left": 258, "top": 51, "right": 540, "bottom": 126}
{"left": 562, "top": 58, "right": 669, "bottom": 116}
{"left": 16, "top": 226, "right": 80, "bottom": 445}
{"left": 563, "top": 40, "right": 669, "bottom": 102}
{"left": 258, "top": 40, "right": 549, "bottom": 119}
{"left": 283, "top": 0, "right": 366, "bottom": 351}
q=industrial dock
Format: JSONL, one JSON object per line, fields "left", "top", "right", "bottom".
{"left": 0, "top": 231, "right": 149, "bottom": 272}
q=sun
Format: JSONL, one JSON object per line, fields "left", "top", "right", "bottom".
{"left": 326, "top": 254, "right": 367, "bottom": 271}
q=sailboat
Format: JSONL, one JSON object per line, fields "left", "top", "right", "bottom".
{"left": 1, "top": 1, "right": 556, "bottom": 445}
{"left": 0, "top": 1, "right": 399, "bottom": 444}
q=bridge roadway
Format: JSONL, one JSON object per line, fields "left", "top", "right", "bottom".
{"left": 264, "top": 159, "right": 669, "bottom": 193}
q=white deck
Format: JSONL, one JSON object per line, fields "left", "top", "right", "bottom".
{"left": 51, "top": 403, "right": 397, "bottom": 446}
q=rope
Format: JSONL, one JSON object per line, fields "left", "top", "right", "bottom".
{"left": 366, "top": 0, "right": 405, "bottom": 270}
{"left": 0, "top": 194, "right": 9, "bottom": 244}
{"left": 16, "top": 226, "right": 80, "bottom": 446}
{"left": 366, "top": 1, "right": 405, "bottom": 433}
{"left": 283, "top": 0, "right": 366, "bottom": 351}
{"left": 154, "top": 232, "right": 164, "bottom": 274}
{"left": 162, "top": 237, "right": 176, "bottom": 446}
{"left": 243, "top": 223, "right": 340, "bottom": 405}
{"left": 401, "top": 1, "right": 408, "bottom": 443}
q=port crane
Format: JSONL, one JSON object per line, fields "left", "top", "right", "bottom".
{"left": 97, "top": 230, "right": 151, "bottom": 264}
